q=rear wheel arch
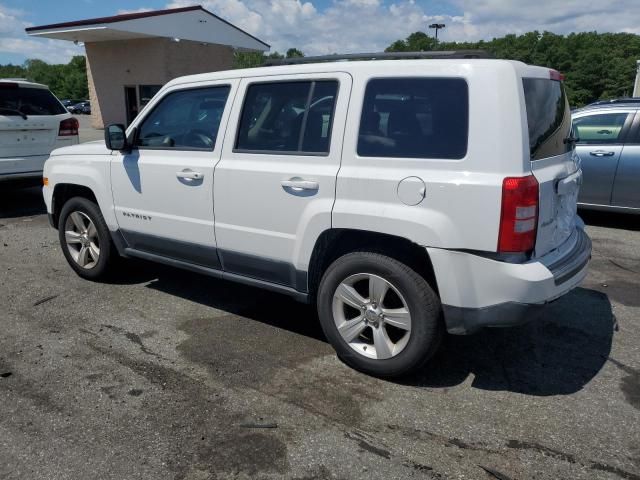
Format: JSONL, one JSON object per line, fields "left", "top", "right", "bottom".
{"left": 52, "top": 184, "right": 98, "bottom": 229}
{"left": 307, "top": 229, "right": 439, "bottom": 300}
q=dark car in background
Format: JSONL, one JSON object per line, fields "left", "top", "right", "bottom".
{"left": 67, "top": 101, "right": 90, "bottom": 114}
{"left": 572, "top": 98, "right": 640, "bottom": 214}
{"left": 61, "top": 99, "right": 84, "bottom": 110}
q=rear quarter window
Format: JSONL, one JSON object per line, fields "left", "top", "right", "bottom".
{"left": 0, "top": 85, "right": 66, "bottom": 116}
{"left": 357, "top": 77, "right": 469, "bottom": 159}
{"left": 523, "top": 78, "right": 572, "bottom": 160}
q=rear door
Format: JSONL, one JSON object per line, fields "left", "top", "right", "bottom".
{"left": 0, "top": 82, "right": 67, "bottom": 174}
{"left": 572, "top": 110, "right": 634, "bottom": 206}
{"left": 611, "top": 111, "right": 640, "bottom": 209}
{"left": 214, "top": 73, "right": 350, "bottom": 291}
{"left": 522, "top": 75, "right": 580, "bottom": 256}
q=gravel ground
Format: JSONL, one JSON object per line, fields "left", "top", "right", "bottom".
{"left": 0, "top": 186, "right": 638, "bottom": 480}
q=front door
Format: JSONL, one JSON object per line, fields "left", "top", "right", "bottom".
{"left": 214, "top": 74, "right": 351, "bottom": 291}
{"left": 574, "top": 111, "right": 634, "bottom": 206}
{"left": 111, "top": 81, "right": 236, "bottom": 268}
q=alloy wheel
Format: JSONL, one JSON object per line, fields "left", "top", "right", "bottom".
{"left": 64, "top": 211, "right": 100, "bottom": 269}
{"left": 332, "top": 273, "right": 412, "bottom": 360}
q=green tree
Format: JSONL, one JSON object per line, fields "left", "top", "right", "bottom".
{"left": 286, "top": 48, "right": 304, "bottom": 58}
{"left": 0, "top": 55, "right": 88, "bottom": 100}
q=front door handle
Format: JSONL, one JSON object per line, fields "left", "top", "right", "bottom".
{"left": 589, "top": 150, "right": 615, "bottom": 157}
{"left": 176, "top": 169, "right": 203, "bottom": 180}
{"left": 281, "top": 179, "right": 319, "bottom": 191}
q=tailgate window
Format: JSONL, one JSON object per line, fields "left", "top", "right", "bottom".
{"left": 0, "top": 84, "right": 66, "bottom": 116}
{"left": 523, "top": 78, "right": 571, "bottom": 160}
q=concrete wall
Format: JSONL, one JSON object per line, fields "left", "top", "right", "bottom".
{"left": 85, "top": 38, "right": 234, "bottom": 128}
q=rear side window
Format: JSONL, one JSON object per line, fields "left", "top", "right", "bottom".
{"left": 357, "top": 78, "right": 468, "bottom": 159}
{"left": 573, "top": 113, "right": 630, "bottom": 144}
{"left": 136, "top": 86, "right": 230, "bottom": 150}
{"left": 523, "top": 78, "right": 572, "bottom": 160}
{"left": 0, "top": 84, "right": 66, "bottom": 116}
{"left": 235, "top": 80, "right": 339, "bottom": 154}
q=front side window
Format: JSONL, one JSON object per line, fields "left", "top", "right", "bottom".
{"left": 235, "top": 80, "right": 339, "bottom": 154}
{"left": 358, "top": 78, "right": 469, "bottom": 159}
{"left": 136, "top": 86, "right": 230, "bottom": 150}
{"left": 0, "top": 84, "right": 66, "bottom": 116}
{"left": 573, "top": 113, "right": 630, "bottom": 145}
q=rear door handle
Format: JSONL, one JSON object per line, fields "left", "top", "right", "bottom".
{"left": 176, "top": 169, "right": 203, "bottom": 180}
{"left": 589, "top": 150, "right": 615, "bottom": 157}
{"left": 281, "top": 179, "right": 319, "bottom": 191}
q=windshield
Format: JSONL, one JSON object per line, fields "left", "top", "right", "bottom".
{"left": 523, "top": 78, "right": 572, "bottom": 160}
{"left": 0, "top": 84, "right": 66, "bottom": 116}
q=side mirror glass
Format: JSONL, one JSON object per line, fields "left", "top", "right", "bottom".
{"left": 105, "top": 124, "right": 128, "bottom": 151}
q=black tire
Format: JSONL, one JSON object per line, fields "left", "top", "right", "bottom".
{"left": 58, "top": 196, "right": 117, "bottom": 280}
{"left": 317, "top": 252, "right": 443, "bottom": 378}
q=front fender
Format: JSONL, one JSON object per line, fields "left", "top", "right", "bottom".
{"left": 44, "top": 154, "right": 116, "bottom": 230}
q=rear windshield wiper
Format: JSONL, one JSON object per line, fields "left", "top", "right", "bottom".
{"left": 0, "top": 107, "right": 28, "bottom": 120}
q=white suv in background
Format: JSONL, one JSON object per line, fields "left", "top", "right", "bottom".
{"left": 42, "top": 52, "right": 591, "bottom": 377}
{"left": 0, "top": 79, "right": 78, "bottom": 183}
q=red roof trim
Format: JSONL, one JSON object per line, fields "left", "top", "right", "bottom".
{"left": 25, "top": 5, "right": 270, "bottom": 48}
{"left": 25, "top": 6, "right": 201, "bottom": 32}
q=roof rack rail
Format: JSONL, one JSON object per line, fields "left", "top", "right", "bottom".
{"left": 263, "top": 50, "right": 494, "bottom": 66}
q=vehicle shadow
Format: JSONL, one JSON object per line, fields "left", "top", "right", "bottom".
{"left": 408, "top": 287, "right": 615, "bottom": 395}
{"left": 0, "top": 185, "right": 47, "bottom": 219}
{"left": 116, "top": 259, "right": 327, "bottom": 341}
{"left": 580, "top": 208, "right": 640, "bottom": 231}
{"left": 125, "top": 256, "right": 614, "bottom": 396}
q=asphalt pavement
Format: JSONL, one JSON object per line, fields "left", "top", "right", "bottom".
{"left": 0, "top": 186, "right": 638, "bottom": 480}
{"left": 76, "top": 114, "right": 103, "bottom": 144}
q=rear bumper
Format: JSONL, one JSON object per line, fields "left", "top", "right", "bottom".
{"left": 428, "top": 226, "right": 591, "bottom": 335}
{"left": 442, "top": 302, "right": 545, "bottom": 334}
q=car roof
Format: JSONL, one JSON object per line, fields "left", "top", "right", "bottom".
{"left": 164, "top": 58, "right": 550, "bottom": 89}
{"left": 573, "top": 102, "right": 640, "bottom": 115}
{"left": 0, "top": 78, "right": 49, "bottom": 89}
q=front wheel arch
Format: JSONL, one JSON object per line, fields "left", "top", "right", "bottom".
{"left": 52, "top": 183, "right": 98, "bottom": 229}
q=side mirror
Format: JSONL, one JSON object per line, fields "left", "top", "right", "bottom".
{"left": 105, "top": 124, "right": 129, "bottom": 151}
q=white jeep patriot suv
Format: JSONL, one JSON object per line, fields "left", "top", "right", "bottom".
{"left": 43, "top": 52, "right": 591, "bottom": 377}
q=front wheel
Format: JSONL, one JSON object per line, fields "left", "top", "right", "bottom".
{"left": 317, "top": 252, "right": 443, "bottom": 377}
{"left": 58, "top": 197, "right": 117, "bottom": 280}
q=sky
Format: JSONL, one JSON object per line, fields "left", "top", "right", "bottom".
{"left": 1, "top": 0, "right": 640, "bottom": 65}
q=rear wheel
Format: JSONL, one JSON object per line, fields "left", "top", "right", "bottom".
{"left": 58, "top": 197, "right": 117, "bottom": 280}
{"left": 317, "top": 252, "right": 443, "bottom": 377}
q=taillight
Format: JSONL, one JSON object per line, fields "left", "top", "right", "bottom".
{"left": 58, "top": 117, "right": 79, "bottom": 136}
{"left": 498, "top": 175, "right": 539, "bottom": 253}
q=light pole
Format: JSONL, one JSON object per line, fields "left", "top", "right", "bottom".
{"left": 429, "top": 23, "right": 446, "bottom": 44}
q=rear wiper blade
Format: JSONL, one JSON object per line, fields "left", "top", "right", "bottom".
{"left": 0, "top": 107, "right": 28, "bottom": 120}
{"left": 563, "top": 135, "right": 579, "bottom": 144}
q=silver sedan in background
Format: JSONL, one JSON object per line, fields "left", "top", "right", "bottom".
{"left": 572, "top": 98, "right": 640, "bottom": 214}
